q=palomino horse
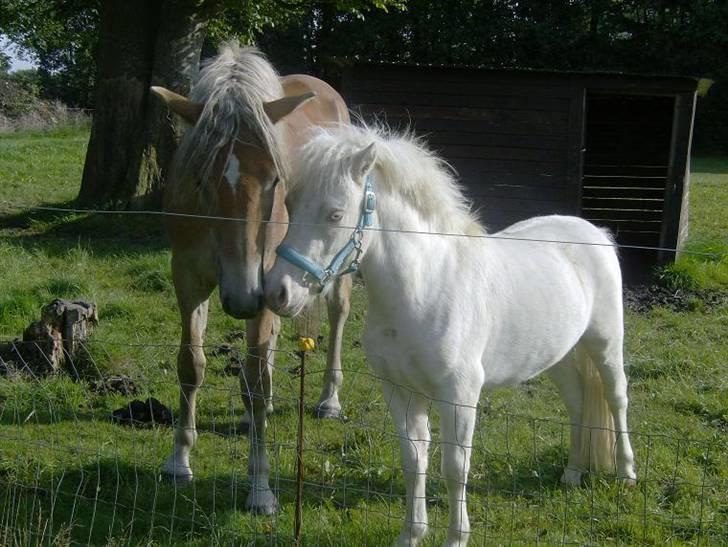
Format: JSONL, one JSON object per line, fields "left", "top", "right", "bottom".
{"left": 266, "top": 125, "right": 637, "bottom": 545}
{"left": 151, "top": 43, "right": 351, "bottom": 514}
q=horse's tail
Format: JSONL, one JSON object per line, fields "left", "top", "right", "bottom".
{"left": 575, "top": 345, "right": 617, "bottom": 474}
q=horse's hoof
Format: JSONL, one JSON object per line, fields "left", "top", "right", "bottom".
{"left": 245, "top": 489, "right": 279, "bottom": 515}
{"left": 620, "top": 474, "right": 638, "bottom": 488}
{"left": 314, "top": 403, "right": 342, "bottom": 420}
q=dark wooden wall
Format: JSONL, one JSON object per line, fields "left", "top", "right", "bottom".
{"left": 342, "top": 65, "right": 583, "bottom": 231}
{"left": 341, "top": 64, "right": 699, "bottom": 280}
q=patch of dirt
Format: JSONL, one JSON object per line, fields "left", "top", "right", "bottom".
{"left": 623, "top": 285, "right": 728, "bottom": 313}
{"left": 111, "top": 397, "right": 173, "bottom": 427}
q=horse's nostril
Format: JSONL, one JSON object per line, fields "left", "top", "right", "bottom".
{"left": 277, "top": 286, "right": 287, "bottom": 307}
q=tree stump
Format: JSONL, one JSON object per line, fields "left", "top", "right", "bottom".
{"left": 19, "top": 299, "right": 98, "bottom": 375}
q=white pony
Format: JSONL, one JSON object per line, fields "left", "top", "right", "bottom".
{"left": 265, "top": 125, "right": 636, "bottom": 546}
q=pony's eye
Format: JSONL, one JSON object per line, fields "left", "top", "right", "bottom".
{"left": 329, "top": 211, "right": 344, "bottom": 223}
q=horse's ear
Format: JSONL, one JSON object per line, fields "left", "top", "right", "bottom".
{"left": 263, "top": 92, "right": 315, "bottom": 124}
{"left": 150, "top": 86, "right": 204, "bottom": 123}
{"left": 350, "top": 142, "right": 377, "bottom": 183}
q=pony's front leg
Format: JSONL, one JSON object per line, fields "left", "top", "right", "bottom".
{"left": 437, "top": 399, "right": 477, "bottom": 547}
{"left": 162, "top": 259, "right": 214, "bottom": 483}
{"left": 316, "top": 275, "right": 352, "bottom": 418}
{"left": 241, "top": 309, "right": 279, "bottom": 514}
{"left": 384, "top": 383, "right": 431, "bottom": 546}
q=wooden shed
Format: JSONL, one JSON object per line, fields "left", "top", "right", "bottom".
{"left": 341, "top": 63, "right": 706, "bottom": 282}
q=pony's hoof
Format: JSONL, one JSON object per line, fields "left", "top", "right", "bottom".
{"left": 620, "top": 474, "right": 638, "bottom": 487}
{"left": 245, "top": 489, "right": 278, "bottom": 515}
{"left": 161, "top": 463, "right": 193, "bottom": 486}
{"left": 314, "top": 403, "right": 342, "bottom": 420}
{"left": 560, "top": 467, "right": 583, "bottom": 487}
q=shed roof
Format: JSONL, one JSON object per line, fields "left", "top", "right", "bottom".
{"left": 338, "top": 60, "right": 712, "bottom": 95}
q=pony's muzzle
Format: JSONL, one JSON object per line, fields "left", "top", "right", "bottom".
{"left": 264, "top": 274, "right": 306, "bottom": 317}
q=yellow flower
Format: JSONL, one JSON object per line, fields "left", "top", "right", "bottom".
{"left": 297, "top": 337, "right": 315, "bottom": 352}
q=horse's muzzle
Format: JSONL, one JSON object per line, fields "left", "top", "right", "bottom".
{"left": 220, "top": 291, "right": 264, "bottom": 319}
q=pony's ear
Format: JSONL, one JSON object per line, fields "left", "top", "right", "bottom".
{"left": 150, "top": 86, "right": 204, "bottom": 123}
{"left": 350, "top": 142, "right": 377, "bottom": 183}
{"left": 263, "top": 92, "right": 315, "bottom": 124}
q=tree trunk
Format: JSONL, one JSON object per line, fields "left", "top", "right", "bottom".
{"left": 78, "top": 0, "right": 207, "bottom": 208}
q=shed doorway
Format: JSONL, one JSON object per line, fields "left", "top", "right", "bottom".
{"left": 581, "top": 93, "right": 676, "bottom": 280}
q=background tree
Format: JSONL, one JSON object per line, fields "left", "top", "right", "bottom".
{"left": 77, "top": 0, "right": 210, "bottom": 207}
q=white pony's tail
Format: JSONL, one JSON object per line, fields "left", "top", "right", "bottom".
{"left": 576, "top": 346, "right": 616, "bottom": 474}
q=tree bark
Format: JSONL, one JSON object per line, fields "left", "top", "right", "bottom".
{"left": 78, "top": 0, "right": 207, "bottom": 208}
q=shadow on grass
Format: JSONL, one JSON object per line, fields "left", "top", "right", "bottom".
{"left": 691, "top": 156, "right": 728, "bottom": 174}
{"left": 0, "top": 200, "right": 168, "bottom": 258}
{"left": 0, "top": 453, "right": 412, "bottom": 545}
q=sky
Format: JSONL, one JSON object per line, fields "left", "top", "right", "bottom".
{"left": 1, "top": 36, "right": 37, "bottom": 72}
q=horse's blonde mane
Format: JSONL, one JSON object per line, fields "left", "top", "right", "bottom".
{"left": 292, "top": 124, "right": 484, "bottom": 236}
{"left": 170, "top": 41, "right": 286, "bottom": 205}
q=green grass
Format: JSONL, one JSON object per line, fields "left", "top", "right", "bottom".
{"left": 0, "top": 129, "right": 726, "bottom": 545}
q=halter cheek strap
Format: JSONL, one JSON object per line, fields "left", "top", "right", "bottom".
{"left": 276, "top": 175, "right": 376, "bottom": 289}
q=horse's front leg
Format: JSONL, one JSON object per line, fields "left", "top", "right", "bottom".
{"left": 239, "top": 313, "right": 279, "bottom": 430}
{"left": 316, "top": 275, "right": 352, "bottom": 418}
{"left": 162, "top": 256, "right": 214, "bottom": 483}
{"left": 241, "top": 309, "right": 279, "bottom": 514}
{"left": 437, "top": 398, "right": 478, "bottom": 547}
{"left": 384, "top": 383, "right": 431, "bottom": 546}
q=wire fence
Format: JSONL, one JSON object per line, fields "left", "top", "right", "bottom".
{"left": 0, "top": 335, "right": 726, "bottom": 546}
{"left": 1, "top": 201, "right": 727, "bottom": 544}
{"left": 1, "top": 200, "right": 726, "bottom": 260}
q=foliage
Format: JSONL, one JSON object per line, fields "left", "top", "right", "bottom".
{"left": 0, "top": 50, "right": 10, "bottom": 73}
{"left": 0, "top": 0, "right": 99, "bottom": 106}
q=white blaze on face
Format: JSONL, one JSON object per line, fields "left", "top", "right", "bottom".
{"left": 224, "top": 152, "right": 241, "bottom": 192}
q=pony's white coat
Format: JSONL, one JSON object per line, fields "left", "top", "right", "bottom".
{"left": 268, "top": 125, "right": 637, "bottom": 546}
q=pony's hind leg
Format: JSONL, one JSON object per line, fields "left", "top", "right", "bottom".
{"left": 162, "top": 255, "right": 214, "bottom": 483}
{"left": 582, "top": 336, "right": 637, "bottom": 484}
{"left": 384, "top": 383, "right": 431, "bottom": 546}
{"left": 547, "top": 352, "right": 586, "bottom": 486}
{"left": 437, "top": 397, "right": 478, "bottom": 546}
{"left": 316, "top": 274, "right": 352, "bottom": 418}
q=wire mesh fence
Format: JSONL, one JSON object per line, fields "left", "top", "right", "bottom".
{"left": 0, "top": 335, "right": 725, "bottom": 546}
{"left": 0, "top": 197, "right": 726, "bottom": 544}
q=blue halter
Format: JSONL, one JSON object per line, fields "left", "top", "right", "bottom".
{"left": 276, "top": 175, "right": 376, "bottom": 289}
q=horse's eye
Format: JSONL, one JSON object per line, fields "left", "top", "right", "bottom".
{"left": 329, "top": 211, "right": 344, "bottom": 223}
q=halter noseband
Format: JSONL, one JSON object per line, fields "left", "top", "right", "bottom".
{"left": 276, "top": 175, "right": 376, "bottom": 289}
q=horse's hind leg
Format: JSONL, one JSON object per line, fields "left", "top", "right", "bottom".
{"left": 582, "top": 335, "right": 637, "bottom": 484}
{"left": 547, "top": 352, "right": 586, "bottom": 485}
{"left": 316, "top": 274, "right": 352, "bottom": 418}
{"left": 162, "top": 255, "right": 214, "bottom": 483}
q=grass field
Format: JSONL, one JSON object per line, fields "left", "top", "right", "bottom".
{"left": 0, "top": 128, "right": 726, "bottom": 545}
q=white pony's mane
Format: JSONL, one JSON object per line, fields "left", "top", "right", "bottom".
{"left": 292, "top": 125, "right": 484, "bottom": 236}
{"left": 171, "top": 42, "right": 286, "bottom": 202}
